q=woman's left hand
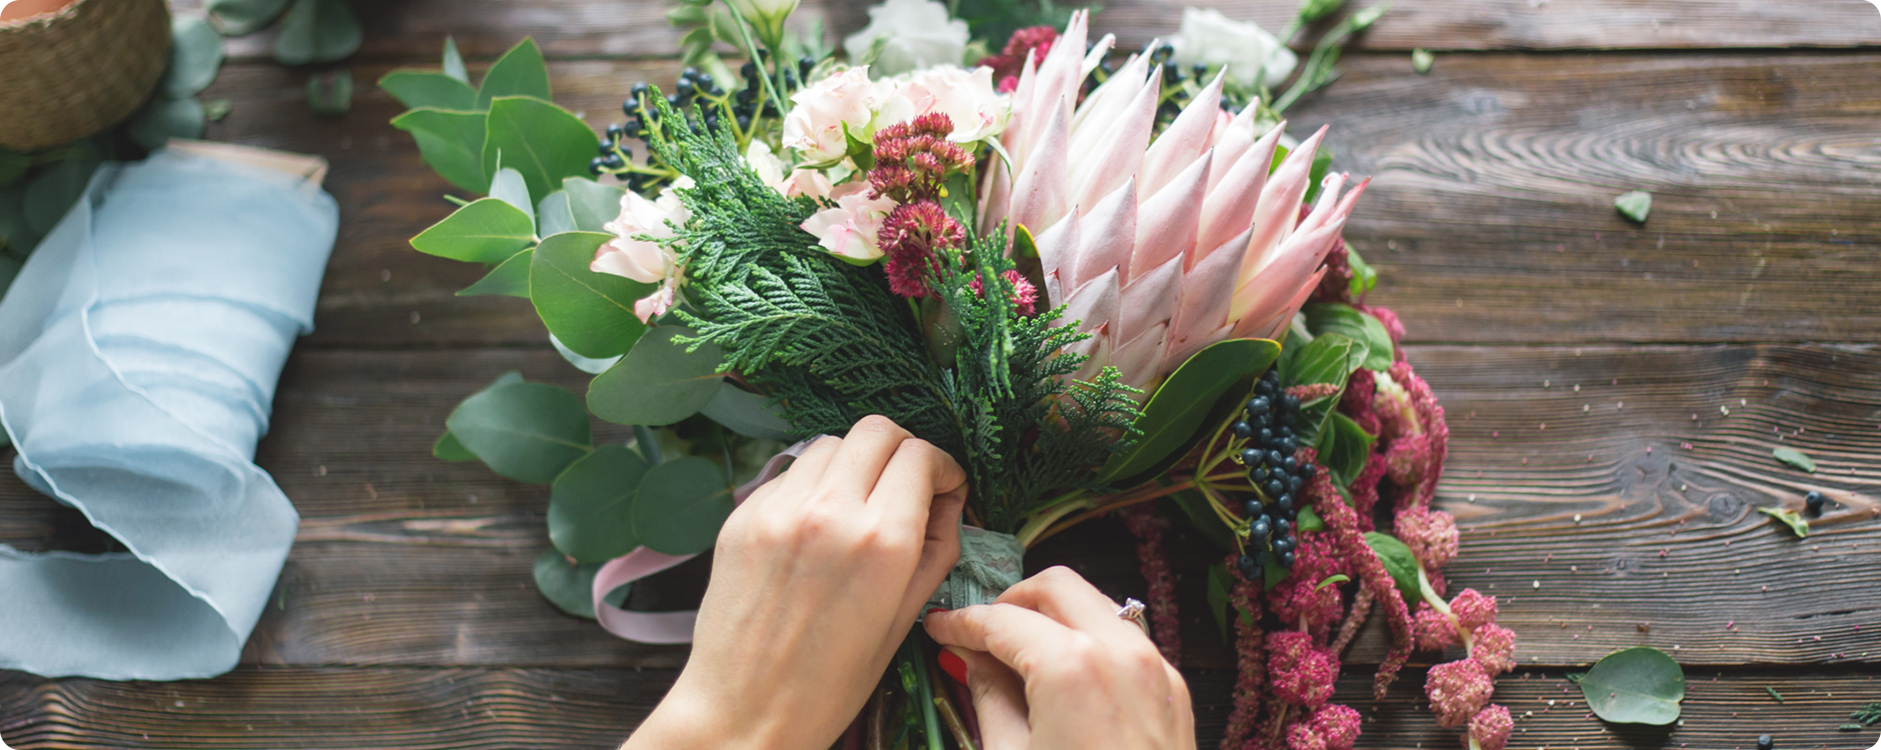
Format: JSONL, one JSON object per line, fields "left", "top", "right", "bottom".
{"left": 624, "top": 415, "right": 969, "bottom": 750}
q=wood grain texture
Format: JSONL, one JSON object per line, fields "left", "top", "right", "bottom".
{"left": 4, "top": 345, "right": 1873, "bottom": 668}
{"left": 4, "top": 666, "right": 1876, "bottom": 748}
{"left": 170, "top": 0, "right": 1881, "bottom": 60}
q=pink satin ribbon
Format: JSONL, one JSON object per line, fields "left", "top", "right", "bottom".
{"left": 590, "top": 440, "right": 813, "bottom": 644}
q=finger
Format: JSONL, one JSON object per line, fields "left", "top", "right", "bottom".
{"left": 764, "top": 434, "right": 842, "bottom": 503}
{"left": 1166, "top": 663, "right": 1197, "bottom": 750}
{"left": 891, "top": 486, "right": 967, "bottom": 627}
{"left": 950, "top": 647, "right": 1029, "bottom": 750}
{"left": 866, "top": 437, "right": 967, "bottom": 536}
{"left": 995, "top": 566, "right": 1145, "bottom": 644}
{"left": 813, "top": 415, "right": 913, "bottom": 506}
{"left": 924, "top": 603, "right": 1078, "bottom": 682}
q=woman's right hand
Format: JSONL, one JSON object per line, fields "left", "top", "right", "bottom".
{"left": 924, "top": 566, "right": 1196, "bottom": 750}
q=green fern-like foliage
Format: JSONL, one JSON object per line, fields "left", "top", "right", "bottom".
{"left": 640, "top": 93, "right": 1140, "bottom": 532}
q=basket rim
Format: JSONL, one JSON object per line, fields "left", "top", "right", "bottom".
{"left": 0, "top": 0, "right": 95, "bottom": 33}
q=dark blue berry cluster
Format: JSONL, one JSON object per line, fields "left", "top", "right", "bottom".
{"left": 593, "top": 56, "right": 816, "bottom": 192}
{"left": 1232, "top": 368, "right": 1317, "bottom": 582}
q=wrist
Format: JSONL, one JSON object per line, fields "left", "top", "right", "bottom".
{"left": 623, "top": 681, "right": 777, "bottom": 750}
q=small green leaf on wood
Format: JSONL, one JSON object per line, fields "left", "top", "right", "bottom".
{"left": 530, "top": 231, "right": 655, "bottom": 359}
{"left": 445, "top": 380, "right": 593, "bottom": 484}
{"left": 1773, "top": 446, "right": 1817, "bottom": 474}
{"left": 410, "top": 198, "right": 535, "bottom": 263}
{"left": 306, "top": 70, "right": 354, "bottom": 115}
{"left": 532, "top": 549, "right": 602, "bottom": 619}
{"left": 1757, "top": 506, "right": 1809, "bottom": 538}
{"left": 632, "top": 455, "right": 734, "bottom": 556}
{"left": 203, "top": 99, "right": 232, "bottom": 121}
{"left": 165, "top": 16, "right": 225, "bottom": 98}
{"left": 206, "top": 0, "right": 292, "bottom": 35}
{"left": 273, "top": 0, "right": 362, "bottom": 65}
{"left": 390, "top": 108, "right": 488, "bottom": 194}
{"left": 457, "top": 249, "right": 533, "bottom": 298}
{"left": 1578, "top": 646, "right": 1685, "bottom": 725}
{"left": 588, "top": 326, "right": 725, "bottom": 427}
{"left": 1615, "top": 190, "right": 1652, "bottom": 224}
{"left": 548, "top": 444, "right": 653, "bottom": 562}
{"left": 442, "top": 36, "right": 469, "bottom": 84}
{"left": 477, "top": 38, "right": 552, "bottom": 110}
{"left": 1411, "top": 48, "right": 1434, "bottom": 74}
{"left": 1765, "top": 687, "right": 1784, "bottom": 702}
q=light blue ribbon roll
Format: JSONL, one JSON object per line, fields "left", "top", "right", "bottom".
{"left": 0, "top": 149, "right": 337, "bottom": 679}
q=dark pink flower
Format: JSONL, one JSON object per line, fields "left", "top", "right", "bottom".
{"left": 880, "top": 201, "right": 962, "bottom": 299}
{"left": 1389, "top": 360, "right": 1449, "bottom": 510}
{"left": 1384, "top": 432, "right": 1432, "bottom": 488}
{"left": 1395, "top": 505, "right": 1459, "bottom": 570}
{"left": 978, "top": 25, "right": 1058, "bottom": 89}
{"left": 1267, "top": 532, "right": 1347, "bottom": 637}
{"left": 1267, "top": 630, "right": 1339, "bottom": 708}
{"left": 969, "top": 269, "right": 1039, "bottom": 317}
{"left": 1468, "top": 704, "right": 1513, "bottom": 750}
{"left": 870, "top": 113, "right": 975, "bottom": 203}
{"left": 1310, "top": 704, "right": 1361, "bottom": 750}
{"left": 1221, "top": 569, "right": 1269, "bottom": 749}
{"left": 1425, "top": 658, "right": 1494, "bottom": 728}
{"left": 1412, "top": 604, "right": 1459, "bottom": 651}
{"left": 1470, "top": 624, "right": 1516, "bottom": 675}
{"left": 1449, "top": 589, "right": 1498, "bottom": 631}
{"left": 1300, "top": 447, "right": 1415, "bottom": 699}
{"left": 1286, "top": 721, "right": 1328, "bottom": 750}
{"left": 1121, "top": 505, "right": 1180, "bottom": 664}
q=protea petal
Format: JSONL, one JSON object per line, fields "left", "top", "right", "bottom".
{"left": 1132, "top": 149, "right": 1210, "bottom": 277}
{"left": 1206, "top": 107, "right": 1261, "bottom": 193}
{"left": 1140, "top": 70, "right": 1223, "bottom": 196}
{"left": 1009, "top": 98, "right": 1072, "bottom": 236}
{"left": 1238, "top": 125, "right": 1326, "bottom": 291}
{"left": 1068, "top": 67, "right": 1158, "bottom": 212}
{"left": 1070, "top": 52, "right": 1149, "bottom": 146}
{"left": 1164, "top": 223, "right": 1251, "bottom": 367}
{"left": 1069, "top": 325, "right": 1113, "bottom": 383}
{"left": 1042, "top": 269, "right": 1063, "bottom": 313}
{"left": 1072, "top": 177, "right": 1136, "bottom": 290}
{"left": 1113, "top": 322, "right": 1168, "bottom": 391}
{"left": 1060, "top": 267, "right": 1120, "bottom": 336}
{"left": 1119, "top": 253, "right": 1182, "bottom": 344}
{"left": 1082, "top": 33, "right": 1116, "bottom": 78}
{"left": 1229, "top": 216, "right": 1347, "bottom": 328}
{"left": 1197, "top": 121, "right": 1284, "bottom": 256}
{"left": 1236, "top": 265, "right": 1328, "bottom": 341}
{"left": 1032, "top": 205, "right": 1080, "bottom": 290}
{"left": 1029, "top": 11, "right": 1088, "bottom": 147}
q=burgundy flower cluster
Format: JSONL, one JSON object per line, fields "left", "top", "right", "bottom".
{"left": 977, "top": 25, "right": 1059, "bottom": 93}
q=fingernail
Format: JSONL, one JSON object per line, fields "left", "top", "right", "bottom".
{"left": 937, "top": 648, "right": 968, "bottom": 685}
{"left": 926, "top": 607, "right": 948, "bottom": 616}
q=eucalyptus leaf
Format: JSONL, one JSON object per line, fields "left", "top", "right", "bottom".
{"left": 442, "top": 36, "right": 469, "bottom": 84}
{"left": 1757, "top": 506, "right": 1809, "bottom": 538}
{"left": 409, "top": 197, "right": 535, "bottom": 263}
{"left": 206, "top": 0, "right": 292, "bottom": 35}
{"left": 1317, "top": 411, "right": 1375, "bottom": 488}
{"left": 548, "top": 443, "right": 652, "bottom": 562}
{"left": 379, "top": 70, "right": 477, "bottom": 111}
{"left": 589, "top": 326, "right": 725, "bottom": 427}
{"left": 457, "top": 249, "right": 533, "bottom": 298}
{"left": 23, "top": 157, "right": 100, "bottom": 235}
{"left": 390, "top": 108, "right": 488, "bottom": 193}
{"left": 536, "top": 190, "right": 577, "bottom": 236}
{"left": 128, "top": 97, "right": 206, "bottom": 152}
{"left": 444, "top": 380, "right": 593, "bottom": 484}
{"left": 699, "top": 382, "right": 795, "bottom": 441}
{"left": 306, "top": 70, "right": 354, "bottom": 115}
{"left": 532, "top": 549, "right": 602, "bottom": 619}
{"left": 1303, "top": 302, "right": 1393, "bottom": 371}
{"left": 1615, "top": 190, "right": 1652, "bottom": 224}
{"left": 632, "top": 455, "right": 734, "bottom": 556}
{"left": 165, "top": 16, "right": 225, "bottom": 98}
{"left": 1363, "top": 531, "right": 1421, "bottom": 602}
{"left": 0, "top": 152, "right": 29, "bottom": 189}
{"left": 477, "top": 38, "right": 552, "bottom": 110}
{"left": 1773, "top": 446, "right": 1816, "bottom": 474}
{"left": 530, "top": 231, "right": 654, "bottom": 359}
{"left": 432, "top": 431, "right": 478, "bottom": 462}
{"left": 562, "top": 177, "right": 627, "bottom": 232}
{"left": 489, "top": 167, "right": 535, "bottom": 223}
{"left": 273, "top": 0, "right": 362, "bottom": 65}
{"left": 1101, "top": 338, "right": 1282, "bottom": 484}
{"left": 550, "top": 333, "right": 625, "bottom": 375}
{"left": 1578, "top": 647, "right": 1685, "bottom": 725}
{"left": 482, "top": 96, "right": 601, "bottom": 203}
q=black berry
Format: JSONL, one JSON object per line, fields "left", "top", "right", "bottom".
{"left": 1757, "top": 735, "right": 1773, "bottom": 750}
{"left": 1278, "top": 550, "right": 1297, "bottom": 568}
{"left": 1804, "top": 491, "right": 1826, "bottom": 516}
{"left": 1237, "top": 555, "right": 1259, "bottom": 579}
{"left": 1232, "top": 420, "right": 1254, "bottom": 439}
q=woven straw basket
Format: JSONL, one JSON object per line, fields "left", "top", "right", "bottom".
{"left": 0, "top": 0, "right": 171, "bottom": 152}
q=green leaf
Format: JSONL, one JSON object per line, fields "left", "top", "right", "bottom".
{"left": 1346, "top": 246, "right": 1377, "bottom": 297}
{"left": 537, "top": 191, "right": 576, "bottom": 236}
{"left": 632, "top": 455, "right": 734, "bottom": 556}
{"left": 458, "top": 249, "right": 533, "bottom": 297}
{"left": 1296, "top": 504, "right": 1324, "bottom": 532}
{"left": 410, "top": 198, "right": 536, "bottom": 263}
{"left": 699, "top": 382, "right": 795, "bottom": 440}
{"left": 548, "top": 444, "right": 653, "bottom": 562}
{"left": 562, "top": 177, "right": 627, "bottom": 232}
{"left": 1757, "top": 506, "right": 1809, "bottom": 538}
{"left": 1303, "top": 302, "right": 1393, "bottom": 371}
{"left": 1564, "top": 671, "right": 1587, "bottom": 683}
{"left": 1363, "top": 531, "right": 1421, "bottom": 602}
{"left": 0, "top": 184, "right": 40, "bottom": 257}
{"left": 203, "top": 99, "right": 232, "bottom": 121}
{"left": 1206, "top": 562, "right": 1233, "bottom": 644}
{"left": 0, "top": 152, "right": 29, "bottom": 189}
{"left": 1411, "top": 48, "right": 1434, "bottom": 74}
{"left": 1578, "top": 647, "right": 1686, "bottom": 725}
{"left": 379, "top": 70, "right": 477, "bottom": 111}
{"left": 1317, "top": 411, "right": 1375, "bottom": 488}
{"left": 432, "top": 431, "right": 478, "bottom": 462}
{"left": 1303, "top": 147, "right": 1335, "bottom": 205}
{"left": 442, "top": 36, "right": 469, "bottom": 84}
{"left": 1170, "top": 489, "right": 1239, "bottom": 553}
{"left": 1773, "top": 446, "right": 1816, "bottom": 474}
{"left": 488, "top": 167, "right": 535, "bottom": 222}
{"left": 589, "top": 326, "right": 726, "bottom": 426}
{"left": 530, "top": 231, "right": 654, "bottom": 359}
{"left": 165, "top": 16, "right": 225, "bottom": 98}
{"left": 477, "top": 38, "right": 551, "bottom": 110}
{"left": 272, "top": 0, "right": 361, "bottom": 65}
{"left": 482, "top": 96, "right": 600, "bottom": 204}
{"left": 1615, "top": 190, "right": 1652, "bottom": 224}
{"left": 1281, "top": 333, "right": 1366, "bottom": 444}
{"left": 23, "top": 157, "right": 101, "bottom": 235}
{"left": 532, "top": 549, "right": 601, "bottom": 619}
{"left": 128, "top": 97, "right": 206, "bottom": 152}
{"left": 305, "top": 70, "right": 354, "bottom": 115}
{"left": 391, "top": 108, "right": 488, "bottom": 194}
{"left": 1101, "top": 339, "right": 1282, "bottom": 483}
{"left": 1315, "top": 574, "right": 1351, "bottom": 590}
{"left": 205, "top": 0, "right": 292, "bottom": 35}
{"left": 445, "top": 380, "right": 593, "bottom": 484}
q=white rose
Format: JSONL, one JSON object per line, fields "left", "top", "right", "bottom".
{"left": 877, "top": 65, "right": 1010, "bottom": 143}
{"left": 1168, "top": 7, "right": 1297, "bottom": 89}
{"left": 799, "top": 183, "right": 897, "bottom": 262}
{"left": 782, "top": 66, "right": 882, "bottom": 165}
{"left": 842, "top": 0, "right": 969, "bottom": 78}
{"left": 745, "top": 140, "right": 787, "bottom": 185}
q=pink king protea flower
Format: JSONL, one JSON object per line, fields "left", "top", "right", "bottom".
{"left": 980, "top": 10, "right": 1369, "bottom": 388}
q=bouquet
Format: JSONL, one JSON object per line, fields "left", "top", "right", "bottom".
{"left": 383, "top": 1, "right": 1516, "bottom": 747}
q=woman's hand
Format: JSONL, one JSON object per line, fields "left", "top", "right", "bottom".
{"left": 625, "top": 415, "right": 968, "bottom": 750}
{"left": 926, "top": 566, "right": 1197, "bottom": 750}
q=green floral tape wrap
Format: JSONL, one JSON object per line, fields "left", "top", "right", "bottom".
{"left": 923, "top": 525, "right": 1023, "bottom": 613}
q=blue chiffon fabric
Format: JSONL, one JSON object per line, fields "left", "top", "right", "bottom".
{"left": 0, "top": 149, "right": 337, "bottom": 679}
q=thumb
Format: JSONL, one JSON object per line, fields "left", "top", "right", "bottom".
{"left": 944, "top": 647, "right": 1029, "bottom": 750}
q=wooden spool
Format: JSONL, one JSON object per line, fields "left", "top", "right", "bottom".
{"left": 0, "top": 0, "right": 171, "bottom": 152}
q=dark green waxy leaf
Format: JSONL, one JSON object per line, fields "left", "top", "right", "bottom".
{"left": 1303, "top": 302, "right": 1393, "bottom": 371}
{"left": 445, "top": 380, "right": 592, "bottom": 484}
{"left": 1411, "top": 48, "right": 1434, "bottom": 74}
{"left": 531, "top": 231, "right": 654, "bottom": 359}
{"left": 1317, "top": 411, "right": 1375, "bottom": 488}
{"left": 1170, "top": 490, "right": 1238, "bottom": 553}
{"left": 442, "top": 36, "right": 469, "bottom": 84}
{"left": 1363, "top": 531, "right": 1421, "bottom": 602}
{"left": 1757, "top": 506, "right": 1809, "bottom": 538}
{"left": 548, "top": 443, "right": 653, "bottom": 562}
{"left": 457, "top": 249, "right": 533, "bottom": 298}
{"left": 1280, "top": 333, "right": 1366, "bottom": 444}
{"left": 1315, "top": 574, "right": 1351, "bottom": 590}
{"left": 273, "top": 0, "right": 362, "bottom": 65}
{"left": 1296, "top": 504, "right": 1324, "bottom": 532}
{"left": 1615, "top": 190, "right": 1651, "bottom": 224}
{"left": 532, "top": 549, "right": 601, "bottom": 619}
{"left": 1578, "top": 647, "right": 1685, "bottom": 725}
{"left": 0, "top": 152, "right": 29, "bottom": 189}
{"left": 206, "top": 0, "right": 292, "bottom": 35}
{"left": 536, "top": 191, "right": 576, "bottom": 236}
{"left": 1262, "top": 550, "right": 1289, "bottom": 589}
{"left": 589, "top": 326, "right": 725, "bottom": 426}
{"left": 305, "top": 69, "right": 354, "bottom": 115}
{"left": 632, "top": 455, "right": 734, "bottom": 556}
{"left": 128, "top": 97, "right": 206, "bottom": 151}
{"left": 378, "top": 70, "right": 477, "bottom": 111}
{"left": 1302, "top": 147, "right": 1334, "bottom": 204}
{"left": 432, "top": 431, "right": 478, "bottom": 462}
{"left": 1773, "top": 446, "right": 1816, "bottom": 474}
{"left": 488, "top": 167, "right": 535, "bottom": 222}
{"left": 165, "top": 16, "right": 224, "bottom": 98}
{"left": 482, "top": 96, "right": 601, "bottom": 203}
{"left": 1206, "top": 562, "right": 1233, "bottom": 644}
{"left": 409, "top": 198, "right": 536, "bottom": 263}
{"left": 1346, "top": 246, "right": 1377, "bottom": 296}
{"left": 1101, "top": 338, "right": 1282, "bottom": 484}
{"left": 699, "top": 382, "right": 795, "bottom": 440}
{"left": 563, "top": 177, "right": 627, "bottom": 232}
{"left": 390, "top": 108, "right": 488, "bottom": 193}
{"left": 23, "top": 157, "right": 100, "bottom": 235}
{"left": 476, "top": 38, "right": 552, "bottom": 110}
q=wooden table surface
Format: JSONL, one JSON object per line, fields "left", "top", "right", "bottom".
{"left": 5, "top": 1, "right": 1880, "bottom": 747}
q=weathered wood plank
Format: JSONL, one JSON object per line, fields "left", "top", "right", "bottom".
{"left": 3, "top": 345, "right": 1873, "bottom": 668}
{"left": 170, "top": 0, "right": 1881, "bottom": 60}
{"left": 196, "top": 52, "right": 1881, "bottom": 349}
{"left": 3, "top": 666, "right": 1874, "bottom": 748}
